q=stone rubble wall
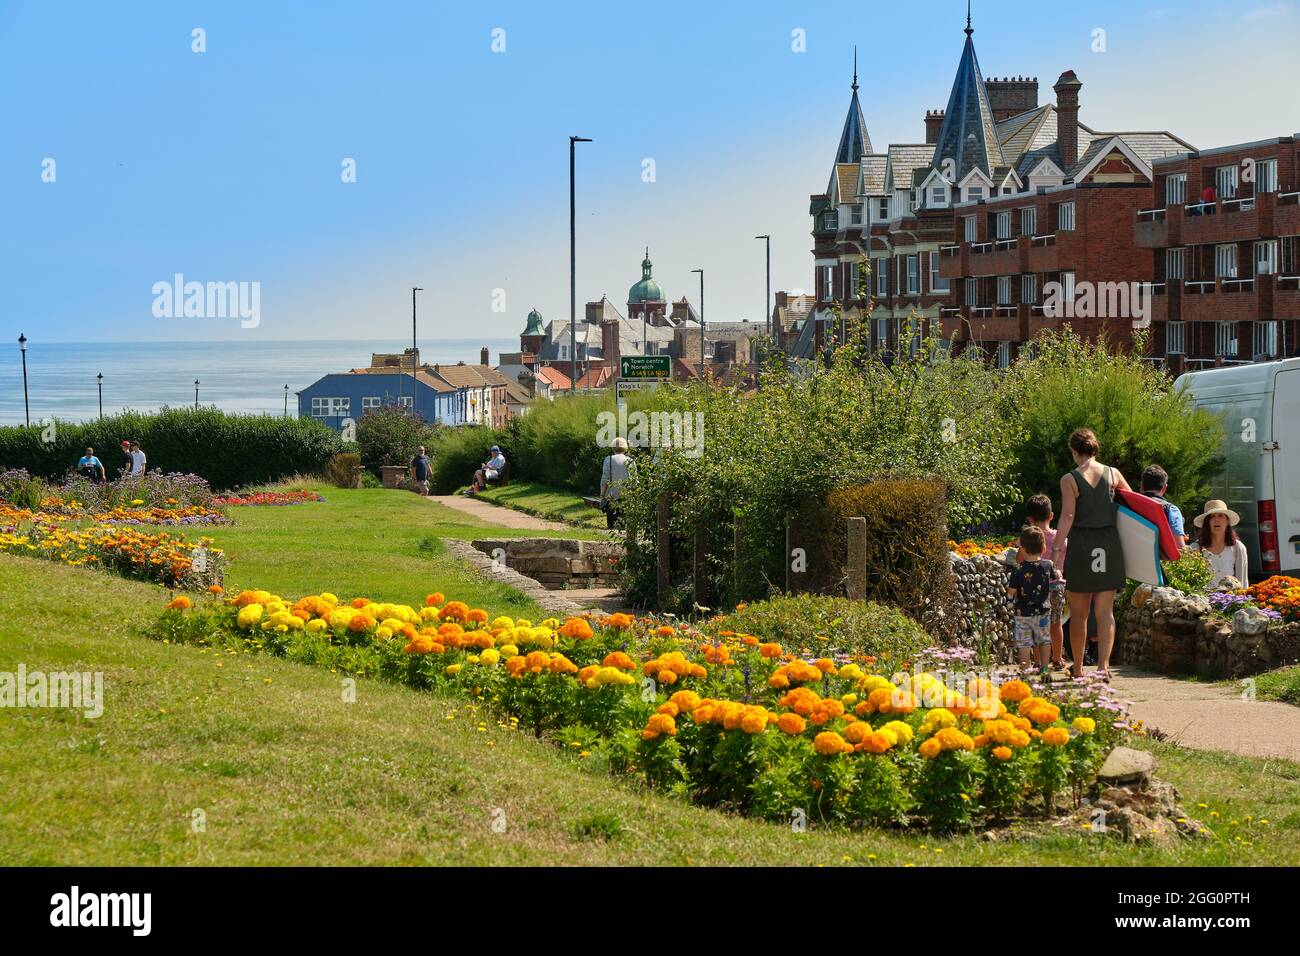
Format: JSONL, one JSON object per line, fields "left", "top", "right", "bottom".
{"left": 441, "top": 538, "right": 586, "bottom": 615}
{"left": 1120, "top": 585, "right": 1300, "bottom": 678}
{"left": 470, "top": 537, "right": 623, "bottom": 590}
{"left": 948, "top": 551, "right": 1016, "bottom": 662}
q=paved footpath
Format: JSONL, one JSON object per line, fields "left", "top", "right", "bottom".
{"left": 425, "top": 494, "right": 572, "bottom": 531}
{"left": 1110, "top": 666, "right": 1300, "bottom": 763}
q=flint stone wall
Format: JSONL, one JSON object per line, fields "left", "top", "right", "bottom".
{"left": 470, "top": 537, "right": 623, "bottom": 590}
{"left": 948, "top": 550, "right": 1016, "bottom": 662}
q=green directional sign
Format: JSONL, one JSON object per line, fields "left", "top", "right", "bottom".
{"left": 621, "top": 355, "right": 671, "bottom": 379}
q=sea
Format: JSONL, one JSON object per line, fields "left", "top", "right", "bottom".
{"left": 0, "top": 339, "right": 518, "bottom": 426}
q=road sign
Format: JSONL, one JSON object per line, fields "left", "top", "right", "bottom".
{"left": 620, "top": 355, "right": 671, "bottom": 379}
{"left": 616, "top": 379, "right": 657, "bottom": 400}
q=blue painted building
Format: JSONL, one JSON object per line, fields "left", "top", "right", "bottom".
{"left": 297, "top": 368, "right": 463, "bottom": 430}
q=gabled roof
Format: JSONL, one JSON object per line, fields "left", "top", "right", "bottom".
{"left": 885, "top": 144, "right": 935, "bottom": 192}
{"left": 430, "top": 364, "right": 493, "bottom": 389}
{"left": 347, "top": 367, "right": 456, "bottom": 393}
{"left": 534, "top": 366, "right": 571, "bottom": 390}
{"left": 932, "top": 25, "right": 1004, "bottom": 182}
{"left": 502, "top": 379, "right": 532, "bottom": 405}
{"left": 1075, "top": 125, "right": 1197, "bottom": 174}
{"left": 832, "top": 162, "right": 860, "bottom": 203}
{"left": 575, "top": 366, "right": 612, "bottom": 389}
{"left": 858, "top": 154, "right": 888, "bottom": 196}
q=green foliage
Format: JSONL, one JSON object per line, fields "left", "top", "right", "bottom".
{"left": 354, "top": 406, "right": 441, "bottom": 473}
{"left": 326, "top": 452, "right": 362, "bottom": 488}
{"left": 427, "top": 424, "right": 500, "bottom": 493}
{"left": 916, "top": 749, "right": 985, "bottom": 831}
{"left": 705, "top": 593, "right": 930, "bottom": 666}
{"left": 848, "top": 754, "right": 914, "bottom": 827}
{"left": 1002, "top": 329, "right": 1225, "bottom": 518}
{"left": 0, "top": 408, "right": 341, "bottom": 491}
{"left": 1162, "top": 549, "right": 1213, "bottom": 595}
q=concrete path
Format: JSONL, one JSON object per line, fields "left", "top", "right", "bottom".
{"left": 1110, "top": 666, "right": 1300, "bottom": 763}
{"left": 425, "top": 494, "right": 572, "bottom": 531}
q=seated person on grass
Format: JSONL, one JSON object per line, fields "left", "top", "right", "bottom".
{"left": 469, "top": 445, "right": 506, "bottom": 494}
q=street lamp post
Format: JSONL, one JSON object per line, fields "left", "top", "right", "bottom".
{"left": 284, "top": 384, "right": 290, "bottom": 417}
{"left": 18, "top": 334, "right": 29, "bottom": 427}
{"left": 97, "top": 373, "right": 103, "bottom": 420}
{"left": 569, "top": 135, "right": 592, "bottom": 393}
{"left": 691, "top": 269, "right": 704, "bottom": 376}
{"left": 194, "top": 379, "right": 200, "bottom": 410}
{"left": 411, "top": 286, "right": 423, "bottom": 407}
{"left": 754, "top": 235, "right": 771, "bottom": 339}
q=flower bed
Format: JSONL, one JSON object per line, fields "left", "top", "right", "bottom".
{"left": 155, "top": 589, "right": 1138, "bottom": 831}
{"left": 948, "top": 538, "right": 1016, "bottom": 559}
{"left": 212, "top": 490, "right": 325, "bottom": 507}
{"left": 0, "top": 523, "right": 224, "bottom": 590}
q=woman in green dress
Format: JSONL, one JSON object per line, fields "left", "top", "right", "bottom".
{"left": 1051, "top": 428, "right": 1131, "bottom": 680}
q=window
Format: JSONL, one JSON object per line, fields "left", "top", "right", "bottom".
{"left": 965, "top": 278, "right": 978, "bottom": 307}
{"left": 1215, "top": 321, "right": 1239, "bottom": 357}
{"left": 398, "top": 396, "right": 413, "bottom": 409}
{"left": 929, "top": 253, "right": 949, "bottom": 293}
{"left": 849, "top": 261, "right": 862, "bottom": 296}
{"left": 1057, "top": 202, "right": 1076, "bottom": 231}
{"left": 1215, "top": 165, "right": 1238, "bottom": 200}
{"left": 877, "top": 198, "right": 889, "bottom": 220}
{"left": 910, "top": 189, "right": 920, "bottom": 212}
{"left": 1020, "top": 206, "right": 1037, "bottom": 236}
{"left": 1215, "top": 244, "right": 1238, "bottom": 279}
{"left": 362, "top": 396, "right": 381, "bottom": 410}
{"left": 929, "top": 186, "right": 948, "bottom": 207}
{"left": 1254, "top": 321, "right": 1279, "bottom": 358}
{"left": 1165, "top": 248, "right": 1185, "bottom": 281}
{"left": 1255, "top": 240, "right": 1278, "bottom": 276}
{"left": 824, "top": 211, "right": 838, "bottom": 229}
{"left": 995, "top": 211, "right": 1011, "bottom": 239}
{"left": 964, "top": 215, "right": 978, "bottom": 242}
{"left": 850, "top": 207, "right": 863, "bottom": 226}
{"left": 1001, "top": 184, "right": 1014, "bottom": 195}
{"left": 1254, "top": 159, "right": 1278, "bottom": 194}
{"left": 996, "top": 341, "right": 1011, "bottom": 368}
{"left": 874, "top": 318, "right": 890, "bottom": 350}
{"left": 1164, "top": 174, "right": 1187, "bottom": 207}
{"left": 966, "top": 186, "right": 985, "bottom": 202}
{"left": 310, "top": 397, "right": 349, "bottom": 418}
{"left": 1021, "top": 273, "right": 1037, "bottom": 304}
{"left": 906, "top": 255, "right": 919, "bottom": 294}
{"left": 1166, "top": 321, "right": 1186, "bottom": 356}
{"left": 1061, "top": 271, "right": 1076, "bottom": 301}
{"left": 875, "top": 259, "right": 888, "bottom": 296}
{"left": 821, "top": 265, "right": 834, "bottom": 299}
{"left": 997, "top": 276, "right": 1012, "bottom": 305}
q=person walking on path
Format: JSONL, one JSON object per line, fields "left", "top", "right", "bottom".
{"left": 599, "top": 437, "right": 636, "bottom": 530}
{"left": 117, "top": 440, "right": 134, "bottom": 478}
{"left": 1190, "top": 500, "right": 1249, "bottom": 588}
{"left": 409, "top": 445, "right": 431, "bottom": 496}
{"left": 76, "top": 447, "right": 106, "bottom": 484}
{"left": 127, "top": 441, "right": 147, "bottom": 477}
{"left": 1052, "top": 428, "right": 1130, "bottom": 680}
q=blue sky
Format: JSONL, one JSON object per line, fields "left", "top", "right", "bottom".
{"left": 2, "top": 0, "right": 1297, "bottom": 345}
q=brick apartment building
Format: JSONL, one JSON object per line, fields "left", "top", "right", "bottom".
{"left": 805, "top": 10, "right": 1217, "bottom": 366}
{"left": 1138, "top": 137, "right": 1300, "bottom": 372}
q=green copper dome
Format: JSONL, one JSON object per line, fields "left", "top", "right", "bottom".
{"left": 523, "top": 308, "right": 544, "bottom": 336}
{"left": 628, "top": 248, "right": 665, "bottom": 304}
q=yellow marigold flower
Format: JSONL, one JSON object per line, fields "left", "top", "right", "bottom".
{"left": 1042, "top": 727, "right": 1070, "bottom": 746}
{"left": 999, "top": 680, "right": 1031, "bottom": 703}
{"left": 1072, "top": 716, "right": 1096, "bottom": 735}
{"left": 777, "top": 712, "right": 807, "bottom": 735}
{"left": 479, "top": 648, "right": 500, "bottom": 666}
{"left": 236, "top": 604, "right": 264, "bottom": 628}
{"left": 445, "top": 664, "right": 462, "bottom": 676}
{"left": 991, "top": 746, "right": 1013, "bottom": 761}
{"left": 971, "top": 697, "right": 1001, "bottom": 720}
{"left": 669, "top": 690, "right": 701, "bottom": 713}
{"left": 838, "top": 663, "right": 865, "bottom": 681}
{"left": 813, "top": 731, "right": 853, "bottom": 756}
{"left": 881, "top": 720, "right": 914, "bottom": 744}
{"left": 500, "top": 643, "right": 519, "bottom": 658}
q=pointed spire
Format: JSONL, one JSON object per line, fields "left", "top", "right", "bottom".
{"left": 932, "top": 11, "right": 1003, "bottom": 182}
{"left": 833, "top": 51, "right": 872, "bottom": 164}
{"left": 965, "top": 0, "right": 973, "bottom": 37}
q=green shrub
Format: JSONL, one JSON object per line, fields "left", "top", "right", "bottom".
{"left": 427, "top": 424, "right": 502, "bottom": 493}
{"left": 704, "top": 593, "right": 931, "bottom": 666}
{"left": 1001, "top": 329, "right": 1225, "bottom": 520}
{"left": 0, "top": 408, "right": 341, "bottom": 491}
{"left": 1161, "top": 548, "right": 1213, "bottom": 595}
{"left": 326, "top": 452, "right": 362, "bottom": 488}
{"left": 354, "top": 406, "right": 441, "bottom": 474}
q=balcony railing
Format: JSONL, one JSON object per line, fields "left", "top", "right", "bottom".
{"left": 970, "top": 241, "right": 992, "bottom": 254}
{"left": 970, "top": 306, "right": 993, "bottom": 318}
{"left": 1031, "top": 234, "right": 1056, "bottom": 247}
{"left": 941, "top": 244, "right": 961, "bottom": 257}
{"left": 994, "top": 238, "right": 1017, "bottom": 250}
{"left": 1221, "top": 277, "right": 1256, "bottom": 293}
{"left": 1279, "top": 275, "right": 1300, "bottom": 291}
{"left": 1280, "top": 191, "right": 1300, "bottom": 206}
{"left": 1222, "top": 196, "right": 1256, "bottom": 213}
{"left": 1184, "top": 280, "right": 1216, "bottom": 294}
{"left": 1137, "top": 207, "right": 1167, "bottom": 222}
{"left": 1185, "top": 201, "right": 1215, "bottom": 216}
{"left": 995, "top": 304, "right": 1017, "bottom": 317}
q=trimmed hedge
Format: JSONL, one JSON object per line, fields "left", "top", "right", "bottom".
{"left": 0, "top": 408, "right": 342, "bottom": 491}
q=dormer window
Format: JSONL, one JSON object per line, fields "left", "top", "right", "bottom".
{"left": 877, "top": 198, "right": 889, "bottom": 220}
{"left": 824, "top": 211, "right": 838, "bottom": 229}
{"left": 966, "top": 186, "right": 985, "bottom": 202}
{"left": 850, "top": 206, "right": 863, "bottom": 226}
{"left": 929, "top": 186, "right": 949, "bottom": 207}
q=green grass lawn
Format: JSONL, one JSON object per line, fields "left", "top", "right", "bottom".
{"left": 471, "top": 481, "right": 606, "bottom": 529}
{"left": 3, "top": 487, "right": 1299, "bottom": 865}
{"left": 1253, "top": 665, "right": 1300, "bottom": 706}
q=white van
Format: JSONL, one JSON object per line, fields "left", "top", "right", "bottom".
{"left": 1174, "top": 357, "right": 1300, "bottom": 577}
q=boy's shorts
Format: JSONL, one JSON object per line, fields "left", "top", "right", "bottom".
{"left": 1014, "top": 613, "right": 1052, "bottom": 650}
{"left": 1048, "top": 580, "right": 1065, "bottom": 624}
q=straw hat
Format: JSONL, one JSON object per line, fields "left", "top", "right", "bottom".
{"left": 611, "top": 437, "right": 629, "bottom": 452}
{"left": 1193, "top": 499, "right": 1240, "bottom": 528}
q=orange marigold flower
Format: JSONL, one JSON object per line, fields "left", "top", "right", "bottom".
{"left": 813, "top": 657, "right": 836, "bottom": 675}
{"left": 777, "top": 713, "right": 807, "bottom": 735}
{"left": 348, "top": 615, "right": 373, "bottom": 633}
{"left": 602, "top": 651, "right": 636, "bottom": 670}
{"left": 351, "top": 597, "right": 371, "bottom": 609}
{"left": 740, "top": 709, "right": 768, "bottom": 734}
{"left": 657, "top": 702, "right": 679, "bottom": 717}
{"left": 813, "top": 731, "right": 853, "bottom": 756}
{"left": 759, "top": 642, "right": 783, "bottom": 659}
{"left": 604, "top": 612, "right": 634, "bottom": 629}
{"left": 657, "top": 669, "right": 678, "bottom": 686}
{"left": 207, "top": 585, "right": 224, "bottom": 595}
{"left": 655, "top": 625, "right": 675, "bottom": 637}
{"left": 1042, "top": 726, "right": 1070, "bottom": 746}
{"left": 918, "top": 737, "right": 942, "bottom": 759}
{"left": 559, "top": 617, "right": 594, "bottom": 640}
{"left": 424, "top": 592, "right": 445, "bottom": 607}
{"left": 999, "top": 680, "right": 1031, "bottom": 702}
{"left": 166, "top": 596, "right": 192, "bottom": 610}
{"left": 440, "top": 601, "right": 470, "bottom": 621}
{"left": 992, "top": 745, "right": 1013, "bottom": 761}
{"left": 669, "top": 690, "right": 701, "bottom": 713}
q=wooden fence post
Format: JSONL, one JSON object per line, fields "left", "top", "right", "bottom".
{"left": 845, "top": 516, "right": 867, "bottom": 600}
{"left": 656, "top": 492, "right": 671, "bottom": 609}
{"left": 693, "top": 528, "right": 708, "bottom": 610}
{"left": 732, "top": 513, "right": 742, "bottom": 604}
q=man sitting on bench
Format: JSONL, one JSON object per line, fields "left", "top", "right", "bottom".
{"left": 469, "top": 445, "right": 507, "bottom": 493}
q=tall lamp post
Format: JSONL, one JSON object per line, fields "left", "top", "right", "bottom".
{"left": 97, "top": 373, "right": 103, "bottom": 420}
{"left": 569, "top": 135, "right": 592, "bottom": 393}
{"left": 754, "top": 235, "right": 771, "bottom": 339}
{"left": 283, "top": 384, "right": 290, "bottom": 417}
{"left": 18, "top": 334, "right": 30, "bottom": 427}
{"left": 411, "top": 286, "right": 423, "bottom": 406}
{"left": 691, "top": 269, "right": 704, "bottom": 376}
{"left": 194, "top": 379, "right": 200, "bottom": 410}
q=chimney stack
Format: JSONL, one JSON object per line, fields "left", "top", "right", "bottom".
{"left": 984, "top": 76, "right": 1039, "bottom": 122}
{"left": 925, "top": 109, "right": 946, "bottom": 145}
{"left": 1053, "top": 71, "right": 1082, "bottom": 170}
{"left": 601, "top": 319, "right": 621, "bottom": 377}
{"left": 480, "top": 346, "right": 490, "bottom": 366}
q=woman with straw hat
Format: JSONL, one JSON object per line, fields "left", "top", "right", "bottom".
{"left": 1190, "top": 500, "right": 1249, "bottom": 588}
